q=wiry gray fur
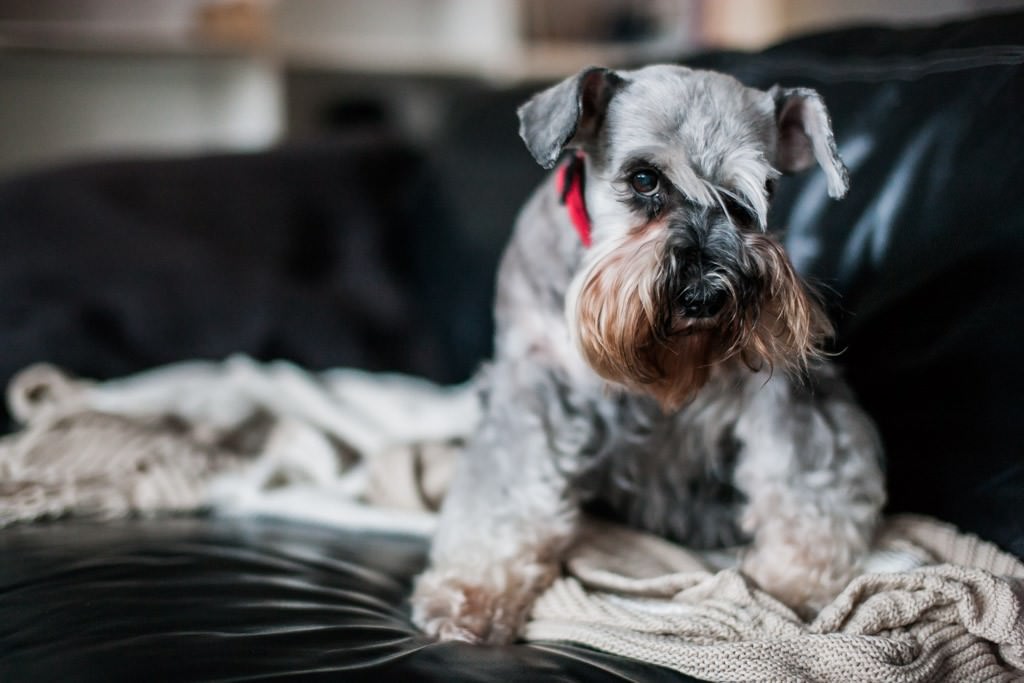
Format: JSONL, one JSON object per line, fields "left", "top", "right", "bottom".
{"left": 411, "top": 65, "right": 883, "bottom": 645}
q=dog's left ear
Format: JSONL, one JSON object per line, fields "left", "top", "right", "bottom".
{"left": 518, "top": 67, "right": 625, "bottom": 169}
{"left": 770, "top": 86, "right": 849, "bottom": 199}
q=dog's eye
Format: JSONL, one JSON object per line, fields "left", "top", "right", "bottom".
{"left": 629, "top": 169, "right": 660, "bottom": 196}
{"left": 723, "top": 196, "right": 756, "bottom": 227}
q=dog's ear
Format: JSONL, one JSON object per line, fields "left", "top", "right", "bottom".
{"left": 518, "top": 67, "right": 624, "bottom": 169}
{"left": 769, "top": 86, "right": 849, "bottom": 199}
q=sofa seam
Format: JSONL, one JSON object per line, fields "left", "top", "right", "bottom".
{"left": 730, "top": 45, "right": 1024, "bottom": 83}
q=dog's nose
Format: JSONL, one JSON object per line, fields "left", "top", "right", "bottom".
{"left": 680, "top": 287, "right": 725, "bottom": 319}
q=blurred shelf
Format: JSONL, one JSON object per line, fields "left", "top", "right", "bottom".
{"left": 0, "top": 22, "right": 267, "bottom": 61}
{"left": 0, "top": 26, "right": 689, "bottom": 84}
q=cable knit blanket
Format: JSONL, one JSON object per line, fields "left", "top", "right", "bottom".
{"left": 2, "top": 357, "right": 1022, "bottom": 682}
{"left": 535, "top": 518, "right": 1024, "bottom": 682}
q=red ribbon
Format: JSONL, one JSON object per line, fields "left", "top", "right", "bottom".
{"left": 557, "top": 152, "right": 592, "bottom": 248}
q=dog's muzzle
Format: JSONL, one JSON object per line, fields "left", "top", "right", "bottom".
{"left": 670, "top": 244, "right": 729, "bottom": 319}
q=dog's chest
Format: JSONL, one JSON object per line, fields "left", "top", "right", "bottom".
{"left": 584, "top": 379, "right": 752, "bottom": 549}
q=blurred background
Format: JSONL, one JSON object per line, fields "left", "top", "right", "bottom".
{"left": 1, "top": 0, "right": 1022, "bottom": 179}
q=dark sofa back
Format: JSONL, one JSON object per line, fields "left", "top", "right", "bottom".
{"left": 0, "top": 136, "right": 487, "bottom": 388}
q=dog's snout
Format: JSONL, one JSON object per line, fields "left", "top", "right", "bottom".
{"left": 670, "top": 246, "right": 728, "bottom": 319}
{"left": 680, "top": 287, "right": 726, "bottom": 319}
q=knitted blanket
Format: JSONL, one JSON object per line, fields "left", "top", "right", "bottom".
{"left": 534, "top": 518, "right": 1024, "bottom": 682}
{"left": 2, "top": 358, "right": 1022, "bottom": 682}
{"left": 1, "top": 357, "right": 471, "bottom": 532}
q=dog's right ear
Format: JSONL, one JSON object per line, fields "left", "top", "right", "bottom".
{"left": 517, "top": 67, "right": 624, "bottom": 169}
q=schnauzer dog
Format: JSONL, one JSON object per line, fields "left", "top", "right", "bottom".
{"left": 411, "top": 65, "right": 885, "bottom": 644}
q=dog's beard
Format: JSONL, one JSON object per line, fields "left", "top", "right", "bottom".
{"left": 566, "top": 228, "right": 833, "bottom": 410}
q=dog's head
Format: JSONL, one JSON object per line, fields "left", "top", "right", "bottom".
{"left": 518, "top": 65, "right": 845, "bottom": 408}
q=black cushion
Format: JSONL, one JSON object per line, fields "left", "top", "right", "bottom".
{"left": 0, "top": 517, "right": 698, "bottom": 683}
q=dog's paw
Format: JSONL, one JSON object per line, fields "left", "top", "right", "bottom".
{"left": 742, "top": 550, "right": 839, "bottom": 616}
{"left": 411, "top": 555, "right": 561, "bottom": 645}
{"left": 741, "top": 527, "right": 865, "bottom": 616}
{"left": 411, "top": 571, "right": 521, "bottom": 644}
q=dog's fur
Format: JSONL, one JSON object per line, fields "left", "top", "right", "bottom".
{"left": 411, "top": 65, "right": 885, "bottom": 644}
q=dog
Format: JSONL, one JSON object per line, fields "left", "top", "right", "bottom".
{"left": 411, "top": 64, "right": 886, "bottom": 645}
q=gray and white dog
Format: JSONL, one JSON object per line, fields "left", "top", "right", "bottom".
{"left": 411, "top": 65, "right": 885, "bottom": 644}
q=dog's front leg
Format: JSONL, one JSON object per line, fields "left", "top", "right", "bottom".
{"left": 733, "top": 377, "right": 886, "bottom": 615}
{"left": 410, "top": 360, "right": 588, "bottom": 644}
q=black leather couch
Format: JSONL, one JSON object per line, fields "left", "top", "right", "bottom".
{"left": 1, "top": 11, "right": 1022, "bottom": 682}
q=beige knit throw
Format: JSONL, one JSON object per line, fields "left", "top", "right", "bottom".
{"left": 2, "top": 360, "right": 1023, "bottom": 680}
{"left": 529, "top": 516, "right": 1024, "bottom": 682}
